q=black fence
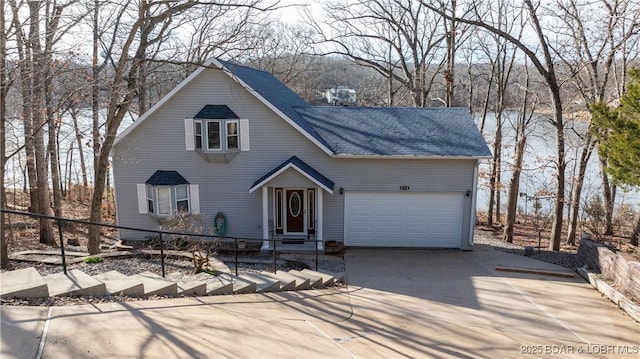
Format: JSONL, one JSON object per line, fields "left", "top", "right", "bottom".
{"left": 1, "top": 208, "right": 320, "bottom": 277}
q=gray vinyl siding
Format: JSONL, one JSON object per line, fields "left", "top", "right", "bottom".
{"left": 113, "top": 68, "right": 478, "bottom": 248}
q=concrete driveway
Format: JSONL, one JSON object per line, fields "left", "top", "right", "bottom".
{"left": 2, "top": 247, "right": 639, "bottom": 358}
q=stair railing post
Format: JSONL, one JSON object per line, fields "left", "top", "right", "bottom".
{"left": 159, "top": 232, "right": 165, "bottom": 278}
{"left": 272, "top": 238, "right": 277, "bottom": 273}
{"left": 315, "top": 238, "right": 318, "bottom": 271}
{"left": 57, "top": 218, "right": 67, "bottom": 275}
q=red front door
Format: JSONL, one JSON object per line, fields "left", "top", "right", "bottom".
{"left": 286, "top": 190, "right": 305, "bottom": 233}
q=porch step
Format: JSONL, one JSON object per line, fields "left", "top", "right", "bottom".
{"left": 93, "top": 270, "right": 145, "bottom": 296}
{"left": 317, "top": 270, "right": 346, "bottom": 284}
{"left": 0, "top": 266, "right": 341, "bottom": 300}
{"left": 301, "top": 269, "right": 335, "bottom": 286}
{"left": 277, "top": 270, "right": 311, "bottom": 290}
{"left": 239, "top": 273, "right": 281, "bottom": 293}
{"left": 165, "top": 272, "right": 211, "bottom": 296}
{"left": 0, "top": 267, "right": 49, "bottom": 298}
{"left": 217, "top": 273, "right": 257, "bottom": 294}
{"left": 259, "top": 271, "right": 298, "bottom": 291}
{"left": 289, "top": 270, "right": 323, "bottom": 288}
{"left": 132, "top": 271, "right": 178, "bottom": 296}
{"left": 43, "top": 269, "right": 107, "bottom": 297}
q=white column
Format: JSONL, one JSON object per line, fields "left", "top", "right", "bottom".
{"left": 316, "top": 187, "right": 324, "bottom": 250}
{"left": 262, "top": 186, "right": 269, "bottom": 250}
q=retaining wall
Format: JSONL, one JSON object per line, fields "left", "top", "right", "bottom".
{"left": 577, "top": 239, "right": 640, "bottom": 298}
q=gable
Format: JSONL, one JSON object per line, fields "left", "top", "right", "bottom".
{"left": 114, "top": 58, "right": 490, "bottom": 160}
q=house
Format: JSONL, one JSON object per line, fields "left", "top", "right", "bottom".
{"left": 112, "top": 59, "right": 491, "bottom": 250}
{"left": 325, "top": 87, "right": 357, "bottom": 106}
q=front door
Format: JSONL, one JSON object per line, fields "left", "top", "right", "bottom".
{"left": 285, "top": 189, "right": 305, "bottom": 233}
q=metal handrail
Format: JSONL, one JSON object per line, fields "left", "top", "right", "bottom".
{"left": 1, "top": 208, "right": 321, "bottom": 277}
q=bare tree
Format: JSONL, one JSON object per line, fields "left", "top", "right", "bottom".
{"left": 424, "top": 0, "right": 570, "bottom": 250}
{"left": 309, "top": 0, "right": 453, "bottom": 107}
{"left": 86, "top": 0, "right": 275, "bottom": 254}
{"left": 552, "top": 0, "right": 640, "bottom": 244}
{"left": 1, "top": 0, "right": 8, "bottom": 267}
{"left": 503, "top": 62, "right": 538, "bottom": 243}
{"left": 8, "top": 0, "right": 56, "bottom": 244}
{"left": 480, "top": 0, "right": 523, "bottom": 227}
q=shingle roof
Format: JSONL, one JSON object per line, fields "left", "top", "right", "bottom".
{"left": 217, "top": 59, "right": 490, "bottom": 158}
{"left": 249, "top": 156, "right": 335, "bottom": 193}
{"left": 294, "top": 106, "right": 492, "bottom": 157}
{"left": 194, "top": 105, "right": 239, "bottom": 119}
{"left": 145, "top": 170, "right": 190, "bottom": 186}
{"left": 217, "top": 60, "right": 333, "bottom": 151}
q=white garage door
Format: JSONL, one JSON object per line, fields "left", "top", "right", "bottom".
{"left": 344, "top": 192, "right": 464, "bottom": 248}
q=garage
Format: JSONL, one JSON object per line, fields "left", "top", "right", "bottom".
{"left": 344, "top": 192, "right": 464, "bottom": 248}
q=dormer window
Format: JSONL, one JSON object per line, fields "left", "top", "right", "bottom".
{"left": 191, "top": 119, "right": 244, "bottom": 152}
{"left": 185, "top": 105, "right": 249, "bottom": 162}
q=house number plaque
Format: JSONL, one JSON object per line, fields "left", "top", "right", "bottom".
{"left": 400, "top": 186, "right": 410, "bottom": 190}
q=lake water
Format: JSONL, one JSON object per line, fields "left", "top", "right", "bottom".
{"left": 475, "top": 111, "right": 640, "bottom": 215}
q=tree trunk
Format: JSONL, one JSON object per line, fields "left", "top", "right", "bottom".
{"left": 92, "top": 0, "right": 101, "bottom": 176}
{"left": 71, "top": 110, "right": 89, "bottom": 187}
{"left": 487, "top": 113, "right": 502, "bottom": 227}
{"left": 503, "top": 132, "right": 526, "bottom": 243}
{"left": 444, "top": 0, "right": 456, "bottom": 107}
{"left": 548, "top": 91, "right": 565, "bottom": 251}
{"left": 566, "top": 134, "right": 595, "bottom": 245}
{"left": 600, "top": 158, "right": 615, "bottom": 235}
{"left": 0, "top": 0, "right": 7, "bottom": 267}
{"left": 28, "top": 0, "right": 54, "bottom": 245}
{"left": 478, "top": 64, "right": 495, "bottom": 135}
{"left": 47, "top": 103, "right": 62, "bottom": 218}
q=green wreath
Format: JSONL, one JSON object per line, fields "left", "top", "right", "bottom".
{"left": 214, "top": 212, "right": 227, "bottom": 236}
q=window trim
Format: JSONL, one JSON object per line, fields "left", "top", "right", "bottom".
{"left": 147, "top": 186, "right": 154, "bottom": 214}
{"left": 194, "top": 120, "right": 203, "bottom": 150}
{"left": 226, "top": 120, "right": 239, "bottom": 151}
{"left": 175, "top": 185, "right": 190, "bottom": 213}
{"left": 156, "top": 187, "right": 172, "bottom": 216}
{"left": 206, "top": 120, "right": 222, "bottom": 151}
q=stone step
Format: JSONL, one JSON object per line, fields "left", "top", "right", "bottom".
{"left": 277, "top": 270, "right": 311, "bottom": 290}
{"left": 289, "top": 270, "right": 323, "bottom": 288}
{"left": 316, "top": 270, "right": 346, "bottom": 284}
{"left": 132, "top": 271, "right": 178, "bottom": 296}
{"left": 301, "top": 269, "right": 335, "bottom": 286}
{"left": 259, "top": 271, "right": 298, "bottom": 291}
{"left": 93, "top": 270, "right": 145, "bottom": 297}
{"left": 239, "top": 273, "right": 281, "bottom": 293}
{"left": 164, "top": 272, "right": 207, "bottom": 296}
{"left": 0, "top": 267, "right": 49, "bottom": 298}
{"left": 43, "top": 269, "right": 107, "bottom": 297}
{"left": 176, "top": 280, "right": 207, "bottom": 296}
{"left": 217, "top": 273, "right": 257, "bottom": 294}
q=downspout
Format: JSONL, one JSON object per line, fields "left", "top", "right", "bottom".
{"left": 468, "top": 160, "right": 480, "bottom": 248}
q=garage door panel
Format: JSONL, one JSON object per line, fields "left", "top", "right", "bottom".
{"left": 345, "top": 192, "right": 463, "bottom": 248}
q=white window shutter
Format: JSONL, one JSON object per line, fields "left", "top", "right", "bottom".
{"left": 190, "top": 184, "right": 200, "bottom": 214}
{"left": 137, "top": 184, "right": 148, "bottom": 214}
{"left": 240, "top": 119, "right": 250, "bottom": 151}
{"left": 184, "top": 118, "right": 195, "bottom": 151}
